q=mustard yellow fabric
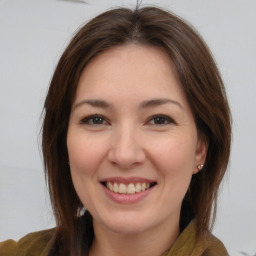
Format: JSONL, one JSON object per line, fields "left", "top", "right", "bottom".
{"left": 161, "top": 220, "right": 229, "bottom": 256}
{"left": 0, "top": 228, "right": 55, "bottom": 256}
{"left": 0, "top": 220, "right": 228, "bottom": 255}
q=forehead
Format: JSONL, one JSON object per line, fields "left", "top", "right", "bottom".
{"left": 83, "top": 44, "right": 176, "bottom": 76}
{"left": 75, "top": 44, "right": 188, "bottom": 108}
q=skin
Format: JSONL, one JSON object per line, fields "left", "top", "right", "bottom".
{"left": 67, "top": 44, "right": 207, "bottom": 256}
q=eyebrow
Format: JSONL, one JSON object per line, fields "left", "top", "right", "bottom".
{"left": 73, "top": 98, "right": 183, "bottom": 110}
{"left": 73, "top": 99, "right": 111, "bottom": 110}
{"left": 139, "top": 98, "right": 183, "bottom": 109}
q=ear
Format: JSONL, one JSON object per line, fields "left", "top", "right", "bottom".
{"left": 193, "top": 137, "right": 208, "bottom": 174}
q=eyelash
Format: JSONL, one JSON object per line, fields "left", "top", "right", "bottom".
{"left": 147, "top": 114, "right": 176, "bottom": 125}
{"left": 80, "top": 114, "right": 108, "bottom": 125}
{"left": 80, "top": 114, "right": 175, "bottom": 126}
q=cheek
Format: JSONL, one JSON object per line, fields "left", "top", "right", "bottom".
{"left": 149, "top": 134, "right": 197, "bottom": 178}
{"left": 150, "top": 136, "right": 197, "bottom": 209}
{"left": 67, "top": 132, "right": 107, "bottom": 176}
{"left": 67, "top": 133, "right": 108, "bottom": 208}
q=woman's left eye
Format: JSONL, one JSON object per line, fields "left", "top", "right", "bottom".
{"left": 148, "top": 115, "right": 175, "bottom": 125}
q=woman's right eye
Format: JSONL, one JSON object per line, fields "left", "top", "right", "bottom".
{"left": 80, "top": 115, "right": 108, "bottom": 125}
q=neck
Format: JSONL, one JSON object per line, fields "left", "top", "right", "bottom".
{"left": 89, "top": 217, "right": 180, "bottom": 256}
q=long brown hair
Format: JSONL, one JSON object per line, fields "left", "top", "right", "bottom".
{"left": 42, "top": 6, "right": 231, "bottom": 255}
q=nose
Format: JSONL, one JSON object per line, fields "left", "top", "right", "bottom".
{"left": 107, "top": 124, "right": 146, "bottom": 169}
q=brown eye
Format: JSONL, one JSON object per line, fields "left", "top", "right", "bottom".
{"left": 81, "top": 115, "right": 107, "bottom": 125}
{"left": 148, "top": 115, "right": 175, "bottom": 125}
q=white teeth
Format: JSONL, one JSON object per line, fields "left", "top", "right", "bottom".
{"left": 105, "top": 182, "right": 153, "bottom": 194}
{"left": 135, "top": 183, "right": 141, "bottom": 192}
{"left": 113, "top": 182, "right": 119, "bottom": 193}
{"left": 108, "top": 182, "right": 113, "bottom": 191}
{"left": 127, "top": 184, "right": 136, "bottom": 194}
{"left": 119, "top": 183, "right": 127, "bottom": 194}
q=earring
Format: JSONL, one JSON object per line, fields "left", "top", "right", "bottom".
{"left": 77, "top": 206, "right": 86, "bottom": 217}
{"left": 197, "top": 164, "right": 204, "bottom": 171}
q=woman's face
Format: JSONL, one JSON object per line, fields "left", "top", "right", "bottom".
{"left": 67, "top": 44, "right": 207, "bottom": 235}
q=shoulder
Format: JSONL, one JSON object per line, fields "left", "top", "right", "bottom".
{"left": 188, "top": 220, "right": 229, "bottom": 256}
{"left": 163, "top": 219, "right": 229, "bottom": 256}
{"left": 0, "top": 239, "right": 17, "bottom": 256}
{"left": 0, "top": 228, "right": 55, "bottom": 256}
{"left": 197, "top": 231, "right": 229, "bottom": 256}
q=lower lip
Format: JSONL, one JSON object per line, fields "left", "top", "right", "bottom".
{"left": 102, "top": 184, "right": 155, "bottom": 204}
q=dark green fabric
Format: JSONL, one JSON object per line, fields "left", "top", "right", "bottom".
{"left": 0, "top": 220, "right": 228, "bottom": 255}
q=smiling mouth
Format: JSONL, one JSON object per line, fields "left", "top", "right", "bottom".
{"left": 101, "top": 181, "right": 157, "bottom": 195}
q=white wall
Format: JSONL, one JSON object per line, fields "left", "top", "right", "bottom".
{"left": 0, "top": 0, "right": 255, "bottom": 255}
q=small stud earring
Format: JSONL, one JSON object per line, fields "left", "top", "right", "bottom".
{"left": 77, "top": 206, "right": 86, "bottom": 217}
{"left": 197, "top": 164, "right": 204, "bottom": 171}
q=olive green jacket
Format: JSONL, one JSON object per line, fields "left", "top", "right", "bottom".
{"left": 0, "top": 220, "right": 228, "bottom": 256}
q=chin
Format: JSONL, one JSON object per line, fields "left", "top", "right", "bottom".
{"left": 96, "top": 211, "right": 158, "bottom": 235}
{"left": 107, "top": 221, "right": 149, "bottom": 235}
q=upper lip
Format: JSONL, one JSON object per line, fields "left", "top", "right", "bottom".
{"left": 100, "top": 176, "right": 157, "bottom": 185}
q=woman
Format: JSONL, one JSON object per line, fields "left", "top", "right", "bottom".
{"left": 0, "top": 6, "right": 231, "bottom": 256}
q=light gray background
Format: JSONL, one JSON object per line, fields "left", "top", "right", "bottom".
{"left": 0, "top": 0, "right": 255, "bottom": 255}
